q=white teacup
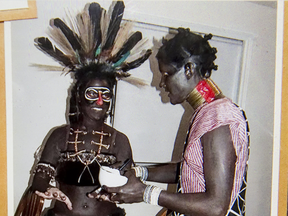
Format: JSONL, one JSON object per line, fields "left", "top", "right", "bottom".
{"left": 98, "top": 166, "right": 128, "bottom": 187}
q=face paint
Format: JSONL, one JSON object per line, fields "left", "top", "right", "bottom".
{"left": 80, "top": 80, "right": 112, "bottom": 121}
{"left": 96, "top": 91, "right": 103, "bottom": 105}
{"left": 84, "top": 87, "right": 112, "bottom": 105}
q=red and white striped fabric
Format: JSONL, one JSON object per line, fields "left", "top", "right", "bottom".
{"left": 181, "top": 97, "right": 249, "bottom": 210}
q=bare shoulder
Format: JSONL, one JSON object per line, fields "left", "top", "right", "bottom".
{"left": 39, "top": 125, "right": 69, "bottom": 163}
{"left": 43, "top": 124, "right": 69, "bottom": 148}
{"left": 105, "top": 125, "right": 132, "bottom": 160}
{"left": 46, "top": 124, "right": 69, "bottom": 139}
{"left": 104, "top": 124, "right": 130, "bottom": 143}
{"left": 201, "top": 125, "right": 236, "bottom": 169}
{"left": 202, "top": 125, "right": 231, "bottom": 141}
{"left": 201, "top": 125, "right": 234, "bottom": 151}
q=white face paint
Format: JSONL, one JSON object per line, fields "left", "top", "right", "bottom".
{"left": 84, "top": 87, "right": 112, "bottom": 103}
{"left": 80, "top": 79, "right": 112, "bottom": 121}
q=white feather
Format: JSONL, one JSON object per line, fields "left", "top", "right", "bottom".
{"left": 122, "top": 76, "right": 148, "bottom": 88}
{"left": 30, "top": 63, "right": 64, "bottom": 71}
{"left": 100, "top": 6, "right": 110, "bottom": 48}
{"left": 75, "top": 11, "right": 94, "bottom": 53}
{"left": 125, "top": 38, "right": 150, "bottom": 63}
{"left": 47, "top": 25, "right": 75, "bottom": 57}
{"left": 111, "top": 21, "right": 134, "bottom": 57}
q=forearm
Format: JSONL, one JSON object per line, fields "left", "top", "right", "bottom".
{"left": 139, "top": 183, "right": 230, "bottom": 216}
{"left": 157, "top": 190, "right": 230, "bottom": 216}
{"left": 104, "top": 174, "right": 231, "bottom": 216}
{"left": 31, "top": 163, "right": 56, "bottom": 192}
{"left": 105, "top": 126, "right": 237, "bottom": 216}
{"left": 155, "top": 125, "right": 236, "bottom": 216}
{"left": 146, "top": 162, "right": 180, "bottom": 183}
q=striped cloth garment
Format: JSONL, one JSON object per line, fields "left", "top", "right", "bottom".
{"left": 180, "top": 97, "right": 249, "bottom": 216}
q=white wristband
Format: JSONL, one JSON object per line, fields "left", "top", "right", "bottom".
{"left": 132, "top": 166, "right": 148, "bottom": 181}
{"left": 143, "top": 185, "right": 163, "bottom": 205}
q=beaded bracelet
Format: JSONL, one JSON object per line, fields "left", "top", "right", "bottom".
{"left": 33, "top": 163, "right": 56, "bottom": 180}
{"left": 132, "top": 166, "right": 148, "bottom": 181}
{"left": 143, "top": 185, "right": 163, "bottom": 205}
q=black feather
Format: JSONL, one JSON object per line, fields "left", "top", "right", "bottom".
{"left": 112, "top": 31, "right": 142, "bottom": 63}
{"left": 102, "top": 1, "right": 125, "bottom": 50}
{"left": 121, "top": 49, "right": 152, "bottom": 72}
{"left": 34, "top": 37, "right": 73, "bottom": 67}
{"left": 51, "top": 18, "right": 82, "bottom": 51}
{"left": 88, "top": 3, "right": 102, "bottom": 51}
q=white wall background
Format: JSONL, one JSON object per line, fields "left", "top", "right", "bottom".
{"left": 10, "top": 1, "right": 277, "bottom": 216}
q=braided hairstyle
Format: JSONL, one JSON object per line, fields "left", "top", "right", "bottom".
{"left": 156, "top": 28, "right": 218, "bottom": 78}
{"left": 68, "top": 64, "right": 117, "bottom": 124}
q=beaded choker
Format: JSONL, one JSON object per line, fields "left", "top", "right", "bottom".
{"left": 186, "top": 79, "right": 222, "bottom": 110}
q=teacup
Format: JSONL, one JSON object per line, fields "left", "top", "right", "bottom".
{"left": 98, "top": 166, "right": 128, "bottom": 187}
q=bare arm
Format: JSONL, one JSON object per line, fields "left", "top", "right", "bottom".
{"left": 144, "top": 162, "right": 180, "bottom": 183}
{"left": 30, "top": 125, "right": 73, "bottom": 210}
{"left": 110, "top": 130, "right": 134, "bottom": 170}
{"left": 158, "top": 125, "right": 236, "bottom": 215}
{"left": 31, "top": 125, "right": 67, "bottom": 192}
{"left": 104, "top": 125, "right": 236, "bottom": 216}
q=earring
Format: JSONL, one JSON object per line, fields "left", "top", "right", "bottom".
{"left": 184, "top": 63, "right": 195, "bottom": 79}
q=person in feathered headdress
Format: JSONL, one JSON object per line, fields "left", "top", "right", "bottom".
{"left": 14, "top": 1, "right": 151, "bottom": 216}
{"left": 96, "top": 28, "right": 250, "bottom": 216}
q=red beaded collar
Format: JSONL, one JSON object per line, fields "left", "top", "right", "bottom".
{"left": 186, "top": 79, "right": 222, "bottom": 109}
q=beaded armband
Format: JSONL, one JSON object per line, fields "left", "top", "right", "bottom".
{"left": 33, "top": 163, "right": 56, "bottom": 180}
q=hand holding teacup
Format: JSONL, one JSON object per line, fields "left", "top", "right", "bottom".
{"left": 88, "top": 159, "right": 130, "bottom": 201}
{"left": 99, "top": 166, "right": 128, "bottom": 187}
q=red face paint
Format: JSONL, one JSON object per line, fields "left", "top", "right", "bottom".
{"left": 96, "top": 91, "right": 104, "bottom": 105}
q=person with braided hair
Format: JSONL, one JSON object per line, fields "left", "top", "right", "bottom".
{"left": 91, "top": 28, "right": 249, "bottom": 216}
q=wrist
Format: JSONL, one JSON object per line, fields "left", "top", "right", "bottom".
{"left": 132, "top": 165, "right": 148, "bottom": 181}
{"left": 33, "top": 163, "right": 56, "bottom": 179}
{"left": 143, "top": 185, "right": 163, "bottom": 205}
{"left": 31, "top": 163, "right": 55, "bottom": 192}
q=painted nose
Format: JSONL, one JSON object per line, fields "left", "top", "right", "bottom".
{"left": 96, "top": 92, "right": 103, "bottom": 106}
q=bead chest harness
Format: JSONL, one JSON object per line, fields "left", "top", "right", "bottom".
{"left": 60, "top": 127, "right": 117, "bottom": 183}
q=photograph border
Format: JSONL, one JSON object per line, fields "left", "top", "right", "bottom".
{"left": 278, "top": 2, "right": 288, "bottom": 215}
{"left": 1, "top": 1, "right": 286, "bottom": 215}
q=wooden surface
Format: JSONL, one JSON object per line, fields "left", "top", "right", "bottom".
{"left": 279, "top": 2, "right": 288, "bottom": 215}
{"left": 0, "top": 0, "right": 37, "bottom": 21}
{"left": 0, "top": 21, "right": 7, "bottom": 215}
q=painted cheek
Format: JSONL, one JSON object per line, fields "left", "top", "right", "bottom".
{"left": 96, "top": 92, "right": 103, "bottom": 105}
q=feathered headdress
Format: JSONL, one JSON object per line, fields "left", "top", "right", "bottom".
{"left": 33, "top": 0, "right": 151, "bottom": 82}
